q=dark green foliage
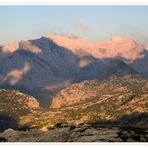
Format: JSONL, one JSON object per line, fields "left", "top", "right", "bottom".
{"left": 0, "top": 113, "right": 18, "bottom": 132}
{"left": 117, "top": 130, "right": 129, "bottom": 142}
{"left": 131, "top": 134, "right": 141, "bottom": 142}
{"left": 118, "top": 127, "right": 148, "bottom": 142}
{"left": 54, "top": 123, "right": 63, "bottom": 128}
{"left": 120, "top": 134, "right": 128, "bottom": 142}
{"left": 17, "top": 124, "right": 32, "bottom": 131}
{"left": 0, "top": 137, "right": 7, "bottom": 142}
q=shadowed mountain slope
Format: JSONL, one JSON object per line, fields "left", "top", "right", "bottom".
{"left": 0, "top": 34, "right": 147, "bottom": 107}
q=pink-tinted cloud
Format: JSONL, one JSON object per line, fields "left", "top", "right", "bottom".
{"left": 44, "top": 79, "right": 71, "bottom": 91}
{"left": 144, "top": 44, "right": 148, "bottom": 50}
{"left": 6, "top": 62, "right": 30, "bottom": 85}
{"left": 49, "top": 26, "right": 63, "bottom": 35}
{"left": 49, "top": 26, "right": 80, "bottom": 39}
{"left": 59, "top": 32, "right": 80, "bottom": 39}
{"left": 1, "top": 42, "right": 19, "bottom": 53}
{"left": 48, "top": 33, "right": 143, "bottom": 62}
{"left": 19, "top": 41, "right": 42, "bottom": 54}
{"left": 73, "top": 21, "right": 89, "bottom": 30}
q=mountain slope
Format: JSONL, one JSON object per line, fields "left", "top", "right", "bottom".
{"left": 0, "top": 35, "right": 142, "bottom": 107}
{"left": 130, "top": 50, "right": 148, "bottom": 76}
{"left": 0, "top": 89, "right": 39, "bottom": 117}
{"left": 0, "top": 89, "right": 39, "bottom": 131}
{"left": 51, "top": 75, "right": 147, "bottom": 109}
{"left": 19, "top": 75, "right": 148, "bottom": 130}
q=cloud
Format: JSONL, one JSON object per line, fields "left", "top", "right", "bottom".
{"left": 49, "top": 26, "right": 63, "bottom": 35}
{"left": 44, "top": 80, "right": 71, "bottom": 91}
{"left": 144, "top": 44, "right": 148, "bottom": 50}
{"left": 49, "top": 26, "right": 80, "bottom": 39}
{"left": 19, "top": 41, "right": 42, "bottom": 54}
{"left": 118, "top": 24, "right": 133, "bottom": 32}
{"left": 6, "top": 62, "right": 30, "bottom": 85}
{"left": 118, "top": 24, "right": 148, "bottom": 45}
{"left": 59, "top": 32, "right": 80, "bottom": 39}
{"left": 73, "top": 21, "right": 89, "bottom": 30}
{"left": 130, "top": 32, "right": 148, "bottom": 45}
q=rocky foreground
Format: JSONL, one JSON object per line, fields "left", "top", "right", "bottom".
{"left": 0, "top": 124, "right": 148, "bottom": 142}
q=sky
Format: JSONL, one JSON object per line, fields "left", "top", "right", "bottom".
{"left": 0, "top": 5, "right": 148, "bottom": 45}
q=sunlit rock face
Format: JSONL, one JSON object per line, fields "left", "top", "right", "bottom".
{"left": 50, "top": 74, "right": 148, "bottom": 124}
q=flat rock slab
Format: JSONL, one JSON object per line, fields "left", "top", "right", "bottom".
{"left": 0, "top": 126, "right": 147, "bottom": 142}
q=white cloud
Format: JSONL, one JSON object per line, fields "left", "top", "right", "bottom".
{"left": 73, "top": 21, "right": 89, "bottom": 30}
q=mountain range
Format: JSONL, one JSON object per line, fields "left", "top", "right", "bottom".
{"left": 0, "top": 34, "right": 147, "bottom": 107}
{"left": 0, "top": 34, "right": 147, "bottom": 141}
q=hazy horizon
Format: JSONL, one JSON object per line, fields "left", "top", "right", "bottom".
{"left": 0, "top": 5, "right": 148, "bottom": 45}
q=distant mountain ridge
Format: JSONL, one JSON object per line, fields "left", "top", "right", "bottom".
{"left": 0, "top": 34, "right": 147, "bottom": 107}
{"left": 47, "top": 34, "right": 144, "bottom": 61}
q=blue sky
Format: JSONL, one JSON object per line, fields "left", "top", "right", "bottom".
{"left": 0, "top": 5, "right": 148, "bottom": 45}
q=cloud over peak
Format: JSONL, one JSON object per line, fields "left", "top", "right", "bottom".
{"left": 73, "top": 21, "right": 89, "bottom": 30}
